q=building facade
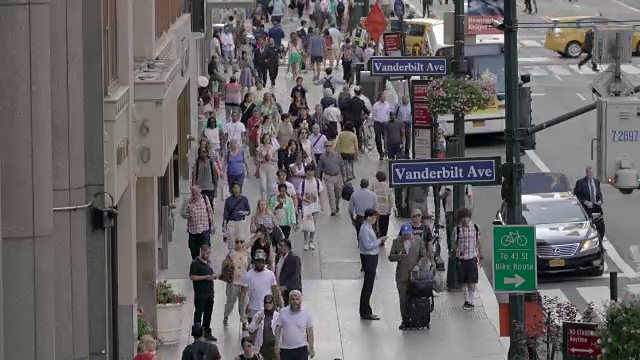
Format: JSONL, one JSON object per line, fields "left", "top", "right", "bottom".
{"left": 0, "top": 0, "right": 198, "bottom": 358}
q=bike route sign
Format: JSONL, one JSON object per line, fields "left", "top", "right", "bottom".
{"left": 493, "top": 225, "right": 537, "bottom": 292}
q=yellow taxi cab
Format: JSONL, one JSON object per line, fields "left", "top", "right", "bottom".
{"left": 404, "top": 18, "right": 443, "bottom": 56}
{"left": 544, "top": 16, "right": 619, "bottom": 58}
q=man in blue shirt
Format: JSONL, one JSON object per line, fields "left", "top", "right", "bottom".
{"left": 358, "top": 208, "right": 386, "bottom": 320}
{"left": 268, "top": 20, "right": 286, "bottom": 48}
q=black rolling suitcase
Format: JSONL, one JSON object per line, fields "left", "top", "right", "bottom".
{"left": 405, "top": 274, "right": 435, "bottom": 329}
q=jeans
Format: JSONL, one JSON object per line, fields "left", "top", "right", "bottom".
{"left": 376, "top": 214, "right": 390, "bottom": 238}
{"left": 225, "top": 104, "right": 240, "bottom": 123}
{"left": 323, "top": 173, "right": 343, "bottom": 212}
{"left": 302, "top": 212, "right": 319, "bottom": 244}
{"left": 268, "top": 65, "right": 279, "bottom": 86}
{"left": 224, "top": 283, "right": 245, "bottom": 322}
{"left": 222, "top": 48, "right": 234, "bottom": 72}
{"left": 259, "top": 163, "right": 277, "bottom": 200}
{"left": 188, "top": 232, "right": 210, "bottom": 260}
{"left": 296, "top": 2, "right": 304, "bottom": 17}
{"left": 280, "top": 346, "right": 309, "bottom": 360}
{"left": 257, "top": 66, "right": 268, "bottom": 85}
{"left": 340, "top": 153, "right": 355, "bottom": 180}
{"left": 359, "top": 254, "right": 378, "bottom": 317}
{"left": 373, "top": 121, "right": 387, "bottom": 157}
{"left": 227, "top": 173, "right": 245, "bottom": 192}
{"left": 193, "top": 297, "right": 214, "bottom": 332}
{"left": 403, "top": 122, "right": 411, "bottom": 158}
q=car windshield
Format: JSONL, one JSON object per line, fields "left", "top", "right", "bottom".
{"left": 467, "top": 55, "right": 505, "bottom": 94}
{"left": 522, "top": 201, "right": 588, "bottom": 225}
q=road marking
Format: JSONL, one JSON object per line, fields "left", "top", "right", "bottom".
{"left": 577, "top": 93, "right": 586, "bottom": 101}
{"left": 612, "top": 0, "right": 640, "bottom": 13}
{"left": 621, "top": 64, "right": 640, "bottom": 75}
{"left": 520, "top": 40, "right": 543, "bottom": 47}
{"left": 569, "top": 64, "right": 597, "bottom": 75}
{"left": 630, "top": 245, "right": 640, "bottom": 272}
{"left": 573, "top": 3, "right": 579, "bottom": 7}
{"left": 525, "top": 148, "right": 639, "bottom": 279}
{"left": 519, "top": 57, "right": 556, "bottom": 63}
{"left": 576, "top": 286, "right": 611, "bottom": 313}
{"left": 538, "top": 288, "right": 570, "bottom": 303}
{"left": 549, "top": 65, "right": 572, "bottom": 76}
{"left": 522, "top": 65, "right": 549, "bottom": 76}
{"left": 554, "top": 74, "right": 564, "bottom": 81}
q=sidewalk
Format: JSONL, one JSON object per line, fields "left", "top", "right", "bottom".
{"left": 157, "top": 23, "right": 507, "bottom": 360}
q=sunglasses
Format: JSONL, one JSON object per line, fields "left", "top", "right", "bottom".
{"left": 236, "top": 240, "right": 245, "bottom": 244}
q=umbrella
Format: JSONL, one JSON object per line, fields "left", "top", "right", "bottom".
{"left": 197, "top": 76, "right": 209, "bottom": 88}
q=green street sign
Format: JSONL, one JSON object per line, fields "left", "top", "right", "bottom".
{"left": 493, "top": 225, "right": 537, "bottom": 292}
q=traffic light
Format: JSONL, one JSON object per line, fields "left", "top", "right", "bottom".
{"left": 518, "top": 85, "right": 536, "bottom": 150}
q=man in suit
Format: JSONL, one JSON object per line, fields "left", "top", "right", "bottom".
{"left": 388, "top": 223, "right": 428, "bottom": 330}
{"left": 275, "top": 239, "right": 302, "bottom": 306}
{"left": 573, "top": 166, "right": 605, "bottom": 237}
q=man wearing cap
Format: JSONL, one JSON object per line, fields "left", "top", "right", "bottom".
{"left": 358, "top": 208, "right": 386, "bottom": 320}
{"left": 241, "top": 250, "right": 283, "bottom": 323}
{"left": 349, "top": 179, "right": 378, "bottom": 240}
{"left": 408, "top": 208, "right": 434, "bottom": 256}
{"left": 317, "top": 141, "right": 347, "bottom": 216}
{"left": 389, "top": 223, "right": 428, "bottom": 330}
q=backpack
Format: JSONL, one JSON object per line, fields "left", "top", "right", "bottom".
{"left": 338, "top": 92, "right": 351, "bottom": 111}
{"left": 337, "top": 0, "right": 345, "bottom": 15}
{"left": 323, "top": 76, "right": 334, "bottom": 92}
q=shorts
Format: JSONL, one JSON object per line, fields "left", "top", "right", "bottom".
{"left": 311, "top": 56, "right": 323, "bottom": 64}
{"left": 458, "top": 257, "right": 479, "bottom": 284}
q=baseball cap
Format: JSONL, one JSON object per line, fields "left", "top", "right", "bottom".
{"left": 364, "top": 208, "right": 378, "bottom": 217}
{"left": 254, "top": 250, "right": 267, "bottom": 262}
{"left": 400, "top": 223, "right": 413, "bottom": 235}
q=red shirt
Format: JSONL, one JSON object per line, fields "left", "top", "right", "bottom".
{"left": 134, "top": 353, "right": 154, "bottom": 360}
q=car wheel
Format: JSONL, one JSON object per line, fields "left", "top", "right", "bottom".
{"left": 565, "top": 41, "right": 582, "bottom": 58}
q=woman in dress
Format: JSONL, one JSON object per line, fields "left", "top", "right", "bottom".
{"left": 256, "top": 92, "right": 279, "bottom": 127}
{"left": 240, "top": 93, "right": 256, "bottom": 127}
{"left": 298, "top": 129, "right": 311, "bottom": 161}
{"left": 239, "top": 53, "right": 255, "bottom": 97}
{"left": 256, "top": 133, "right": 278, "bottom": 200}
{"left": 287, "top": 32, "right": 304, "bottom": 78}
{"left": 288, "top": 92, "right": 306, "bottom": 118}
{"left": 288, "top": 150, "right": 307, "bottom": 192}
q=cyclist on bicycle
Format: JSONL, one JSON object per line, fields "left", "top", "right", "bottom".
{"left": 342, "top": 87, "right": 370, "bottom": 151}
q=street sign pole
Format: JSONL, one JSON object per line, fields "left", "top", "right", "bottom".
{"left": 502, "top": 0, "right": 526, "bottom": 357}
{"left": 448, "top": 0, "right": 467, "bottom": 291}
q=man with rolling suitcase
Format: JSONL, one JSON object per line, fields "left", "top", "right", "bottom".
{"left": 388, "top": 224, "right": 429, "bottom": 330}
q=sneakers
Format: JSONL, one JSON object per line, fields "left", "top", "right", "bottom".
{"left": 304, "top": 243, "right": 310, "bottom": 251}
{"left": 204, "top": 331, "right": 217, "bottom": 341}
{"left": 462, "top": 301, "right": 474, "bottom": 310}
{"left": 309, "top": 242, "right": 316, "bottom": 250}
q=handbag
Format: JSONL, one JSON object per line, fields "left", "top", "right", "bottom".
{"left": 219, "top": 255, "right": 234, "bottom": 283}
{"left": 301, "top": 205, "right": 315, "bottom": 232}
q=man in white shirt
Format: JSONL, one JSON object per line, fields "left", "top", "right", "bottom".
{"left": 323, "top": 103, "right": 341, "bottom": 140}
{"left": 241, "top": 250, "right": 283, "bottom": 321}
{"left": 395, "top": 95, "right": 412, "bottom": 158}
{"left": 223, "top": 111, "right": 246, "bottom": 148}
{"left": 220, "top": 27, "right": 235, "bottom": 73}
{"left": 371, "top": 93, "right": 391, "bottom": 160}
{"left": 275, "top": 290, "right": 315, "bottom": 360}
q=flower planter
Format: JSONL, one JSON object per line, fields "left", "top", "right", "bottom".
{"left": 156, "top": 303, "right": 184, "bottom": 345}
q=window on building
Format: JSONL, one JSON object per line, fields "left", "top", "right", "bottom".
{"left": 155, "top": 0, "right": 186, "bottom": 39}
{"left": 103, "top": 0, "right": 118, "bottom": 90}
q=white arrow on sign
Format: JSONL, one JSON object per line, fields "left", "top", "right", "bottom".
{"left": 570, "top": 348, "right": 594, "bottom": 354}
{"left": 504, "top": 274, "right": 525, "bottom": 287}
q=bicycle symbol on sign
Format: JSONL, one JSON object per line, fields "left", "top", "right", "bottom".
{"left": 500, "top": 231, "right": 528, "bottom": 247}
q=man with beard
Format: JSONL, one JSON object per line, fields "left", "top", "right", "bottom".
{"left": 275, "top": 290, "right": 315, "bottom": 360}
{"left": 241, "top": 250, "right": 283, "bottom": 322}
{"left": 189, "top": 244, "right": 217, "bottom": 341}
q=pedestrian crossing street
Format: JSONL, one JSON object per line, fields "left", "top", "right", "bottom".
{"left": 520, "top": 62, "right": 640, "bottom": 78}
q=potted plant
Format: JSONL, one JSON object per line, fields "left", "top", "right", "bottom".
{"left": 597, "top": 297, "right": 640, "bottom": 359}
{"left": 137, "top": 307, "right": 161, "bottom": 350}
{"left": 424, "top": 74, "right": 496, "bottom": 116}
{"left": 155, "top": 280, "right": 187, "bottom": 345}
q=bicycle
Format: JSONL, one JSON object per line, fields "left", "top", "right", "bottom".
{"left": 500, "top": 231, "right": 528, "bottom": 247}
{"left": 360, "top": 116, "right": 375, "bottom": 153}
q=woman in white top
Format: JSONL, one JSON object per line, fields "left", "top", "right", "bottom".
{"left": 297, "top": 163, "right": 325, "bottom": 251}
{"left": 372, "top": 171, "right": 395, "bottom": 238}
{"left": 247, "top": 294, "right": 279, "bottom": 360}
{"left": 257, "top": 133, "right": 278, "bottom": 201}
{"left": 298, "top": 129, "right": 312, "bottom": 162}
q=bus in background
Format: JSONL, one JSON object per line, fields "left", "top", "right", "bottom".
{"left": 430, "top": 41, "right": 506, "bottom": 137}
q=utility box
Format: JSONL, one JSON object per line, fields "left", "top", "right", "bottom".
{"left": 594, "top": 27, "right": 634, "bottom": 64}
{"left": 594, "top": 97, "right": 640, "bottom": 192}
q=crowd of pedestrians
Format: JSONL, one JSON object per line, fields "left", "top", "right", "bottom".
{"left": 137, "top": 2, "right": 485, "bottom": 359}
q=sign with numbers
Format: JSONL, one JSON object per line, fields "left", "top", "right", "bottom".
{"left": 493, "top": 225, "right": 537, "bottom": 292}
{"left": 562, "top": 322, "right": 601, "bottom": 360}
